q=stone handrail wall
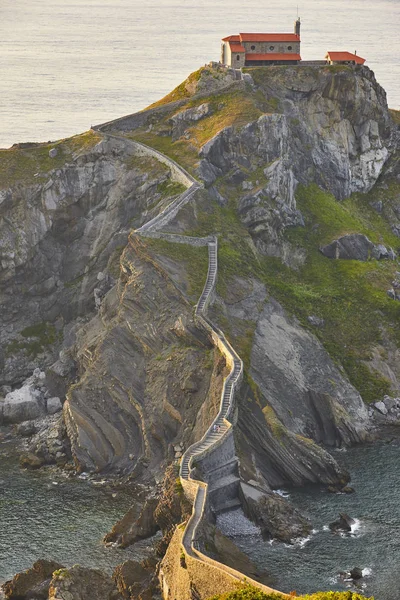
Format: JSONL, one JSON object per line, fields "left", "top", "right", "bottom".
{"left": 94, "top": 122, "right": 285, "bottom": 597}
{"left": 93, "top": 126, "right": 196, "bottom": 188}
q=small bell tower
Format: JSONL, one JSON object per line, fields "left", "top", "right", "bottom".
{"left": 294, "top": 16, "right": 301, "bottom": 36}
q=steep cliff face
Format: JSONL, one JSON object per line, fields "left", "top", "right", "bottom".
{"left": 197, "top": 66, "right": 394, "bottom": 264}
{"left": 0, "top": 135, "right": 184, "bottom": 386}
{"left": 102, "top": 63, "right": 399, "bottom": 487}
{"left": 1, "top": 64, "right": 400, "bottom": 492}
{"left": 64, "top": 237, "right": 223, "bottom": 475}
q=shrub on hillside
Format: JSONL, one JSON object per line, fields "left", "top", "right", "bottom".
{"left": 208, "top": 585, "right": 373, "bottom": 600}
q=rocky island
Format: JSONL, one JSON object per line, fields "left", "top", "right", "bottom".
{"left": 1, "top": 61, "right": 399, "bottom": 600}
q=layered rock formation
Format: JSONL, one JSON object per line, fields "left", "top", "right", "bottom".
{"left": 0, "top": 134, "right": 182, "bottom": 386}
{"left": 1, "top": 64, "right": 400, "bottom": 596}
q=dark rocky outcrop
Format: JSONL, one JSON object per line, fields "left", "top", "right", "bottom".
{"left": 113, "top": 560, "right": 157, "bottom": 599}
{"left": 329, "top": 512, "right": 355, "bottom": 532}
{"left": 320, "top": 233, "right": 395, "bottom": 261}
{"left": 239, "top": 482, "right": 311, "bottom": 542}
{"left": 104, "top": 464, "right": 191, "bottom": 551}
{"left": 48, "top": 566, "right": 122, "bottom": 600}
{"left": 350, "top": 567, "right": 363, "bottom": 580}
{"left": 104, "top": 496, "right": 160, "bottom": 548}
{"left": 0, "top": 136, "right": 178, "bottom": 387}
{"left": 2, "top": 559, "right": 63, "bottom": 599}
{"left": 170, "top": 103, "right": 212, "bottom": 141}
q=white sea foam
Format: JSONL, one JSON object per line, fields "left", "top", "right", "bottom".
{"left": 216, "top": 508, "right": 261, "bottom": 537}
{"left": 350, "top": 518, "right": 362, "bottom": 535}
{"left": 273, "top": 489, "right": 290, "bottom": 499}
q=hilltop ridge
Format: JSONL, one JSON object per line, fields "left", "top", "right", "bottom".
{"left": 1, "top": 62, "right": 399, "bottom": 599}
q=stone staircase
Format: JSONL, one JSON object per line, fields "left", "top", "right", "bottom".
{"left": 93, "top": 123, "right": 284, "bottom": 597}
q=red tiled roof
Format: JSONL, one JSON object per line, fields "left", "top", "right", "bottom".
{"left": 326, "top": 51, "right": 365, "bottom": 65}
{"left": 229, "top": 41, "right": 246, "bottom": 52}
{"left": 239, "top": 33, "right": 300, "bottom": 42}
{"left": 245, "top": 53, "right": 301, "bottom": 61}
{"left": 222, "top": 35, "right": 240, "bottom": 42}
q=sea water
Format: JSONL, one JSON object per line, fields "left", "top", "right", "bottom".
{"left": 2, "top": 0, "right": 400, "bottom": 589}
{"left": 225, "top": 441, "right": 400, "bottom": 600}
{"left": 0, "top": 438, "right": 156, "bottom": 582}
{"left": 0, "top": 0, "right": 399, "bottom": 149}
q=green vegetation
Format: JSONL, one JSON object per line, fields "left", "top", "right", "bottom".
{"left": 127, "top": 132, "right": 199, "bottom": 174}
{"left": 0, "top": 130, "right": 101, "bottom": 189}
{"left": 166, "top": 176, "right": 400, "bottom": 404}
{"left": 264, "top": 183, "right": 400, "bottom": 403}
{"left": 107, "top": 245, "right": 126, "bottom": 278}
{"left": 51, "top": 568, "right": 71, "bottom": 580}
{"left": 64, "top": 273, "right": 85, "bottom": 289}
{"left": 233, "top": 321, "right": 256, "bottom": 369}
{"left": 126, "top": 86, "right": 270, "bottom": 173}
{"left": 148, "top": 67, "right": 205, "bottom": 108}
{"left": 6, "top": 322, "right": 61, "bottom": 358}
{"left": 184, "top": 89, "right": 263, "bottom": 147}
{"left": 157, "top": 179, "right": 186, "bottom": 198}
{"left": 323, "top": 65, "right": 352, "bottom": 74}
{"left": 390, "top": 109, "right": 400, "bottom": 126}
{"left": 262, "top": 405, "right": 287, "bottom": 441}
{"left": 124, "top": 153, "right": 169, "bottom": 178}
{"left": 144, "top": 238, "right": 209, "bottom": 299}
{"left": 208, "top": 585, "right": 373, "bottom": 600}
{"left": 175, "top": 478, "right": 184, "bottom": 494}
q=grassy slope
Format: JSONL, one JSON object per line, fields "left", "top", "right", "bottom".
{"left": 180, "top": 175, "right": 400, "bottom": 403}
{"left": 123, "top": 85, "right": 269, "bottom": 174}
{"left": 0, "top": 130, "right": 102, "bottom": 189}
{"left": 120, "top": 66, "right": 400, "bottom": 405}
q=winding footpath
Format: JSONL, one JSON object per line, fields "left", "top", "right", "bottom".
{"left": 93, "top": 124, "right": 284, "bottom": 597}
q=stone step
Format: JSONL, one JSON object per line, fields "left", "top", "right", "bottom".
{"left": 213, "top": 498, "right": 242, "bottom": 515}
{"left": 208, "top": 474, "right": 240, "bottom": 491}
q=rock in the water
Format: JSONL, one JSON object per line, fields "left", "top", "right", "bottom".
{"left": 104, "top": 497, "right": 160, "bottom": 548}
{"left": 350, "top": 567, "right": 363, "bottom": 580}
{"left": 239, "top": 482, "right": 311, "bottom": 542}
{"left": 15, "top": 421, "right": 37, "bottom": 437}
{"left": 48, "top": 565, "right": 122, "bottom": 600}
{"left": 19, "top": 452, "right": 44, "bottom": 469}
{"left": 329, "top": 512, "right": 355, "bottom": 532}
{"left": 0, "top": 385, "right": 44, "bottom": 425}
{"left": 2, "top": 559, "right": 63, "bottom": 599}
{"left": 46, "top": 397, "right": 62, "bottom": 414}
